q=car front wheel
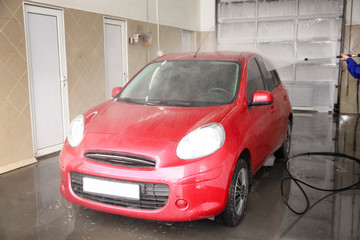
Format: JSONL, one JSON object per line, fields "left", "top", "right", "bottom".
{"left": 215, "top": 157, "right": 249, "bottom": 226}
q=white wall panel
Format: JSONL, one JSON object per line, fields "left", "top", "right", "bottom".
{"left": 200, "top": 0, "right": 216, "bottom": 31}
{"left": 35, "top": 0, "right": 215, "bottom": 31}
{"left": 35, "top": 0, "right": 147, "bottom": 22}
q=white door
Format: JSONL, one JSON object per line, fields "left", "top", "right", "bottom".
{"left": 104, "top": 18, "right": 128, "bottom": 99}
{"left": 24, "top": 4, "right": 69, "bottom": 157}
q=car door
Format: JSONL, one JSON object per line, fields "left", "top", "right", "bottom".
{"left": 246, "top": 58, "right": 275, "bottom": 168}
{"left": 256, "top": 57, "right": 283, "bottom": 151}
{"left": 271, "top": 70, "right": 289, "bottom": 138}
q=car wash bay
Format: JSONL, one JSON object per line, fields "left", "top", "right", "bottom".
{"left": 1, "top": 0, "right": 360, "bottom": 239}
{"left": 0, "top": 112, "right": 359, "bottom": 239}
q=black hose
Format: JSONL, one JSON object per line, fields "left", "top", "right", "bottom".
{"left": 280, "top": 152, "right": 360, "bottom": 215}
{"left": 357, "top": 78, "right": 359, "bottom": 114}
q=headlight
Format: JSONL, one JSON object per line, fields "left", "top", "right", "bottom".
{"left": 176, "top": 123, "right": 225, "bottom": 160}
{"left": 67, "top": 114, "right": 85, "bottom": 147}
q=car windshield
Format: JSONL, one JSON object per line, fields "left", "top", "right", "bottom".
{"left": 117, "top": 60, "right": 240, "bottom": 107}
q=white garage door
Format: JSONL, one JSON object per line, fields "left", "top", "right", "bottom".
{"left": 217, "top": 0, "right": 345, "bottom": 112}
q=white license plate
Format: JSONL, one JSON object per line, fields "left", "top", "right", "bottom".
{"left": 83, "top": 177, "right": 140, "bottom": 200}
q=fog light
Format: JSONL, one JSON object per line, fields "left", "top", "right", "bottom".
{"left": 175, "top": 199, "right": 189, "bottom": 209}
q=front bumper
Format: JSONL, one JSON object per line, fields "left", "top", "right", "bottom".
{"left": 59, "top": 133, "right": 233, "bottom": 222}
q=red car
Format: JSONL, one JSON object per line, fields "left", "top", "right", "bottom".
{"left": 60, "top": 52, "right": 292, "bottom": 226}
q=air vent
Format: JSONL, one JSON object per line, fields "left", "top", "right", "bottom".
{"left": 84, "top": 151, "right": 156, "bottom": 168}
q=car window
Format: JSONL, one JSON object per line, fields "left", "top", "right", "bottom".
{"left": 247, "top": 59, "right": 265, "bottom": 103}
{"left": 118, "top": 60, "right": 240, "bottom": 107}
{"left": 256, "top": 57, "right": 278, "bottom": 92}
{"left": 271, "top": 70, "right": 281, "bottom": 86}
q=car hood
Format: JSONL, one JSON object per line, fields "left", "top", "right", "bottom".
{"left": 84, "top": 100, "right": 233, "bottom": 142}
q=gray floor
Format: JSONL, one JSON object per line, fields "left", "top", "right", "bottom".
{"left": 0, "top": 112, "right": 359, "bottom": 240}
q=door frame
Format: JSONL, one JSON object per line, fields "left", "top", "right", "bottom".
{"left": 23, "top": 3, "right": 69, "bottom": 157}
{"left": 103, "top": 17, "right": 129, "bottom": 99}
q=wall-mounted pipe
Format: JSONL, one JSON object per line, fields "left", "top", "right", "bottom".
{"left": 346, "top": 0, "right": 354, "bottom": 96}
{"left": 156, "top": 0, "right": 162, "bottom": 56}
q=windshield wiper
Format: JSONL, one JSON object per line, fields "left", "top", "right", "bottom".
{"left": 117, "top": 98, "right": 145, "bottom": 105}
{"left": 117, "top": 98, "right": 191, "bottom": 107}
{"left": 145, "top": 100, "right": 191, "bottom": 107}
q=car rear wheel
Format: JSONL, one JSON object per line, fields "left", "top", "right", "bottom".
{"left": 274, "top": 121, "right": 292, "bottom": 160}
{"left": 215, "top": 157, "right": 249, "bottom": 226}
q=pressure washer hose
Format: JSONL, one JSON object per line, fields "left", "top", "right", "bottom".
{"left": 281, "top": 152, "right": 360, "bottom": 215}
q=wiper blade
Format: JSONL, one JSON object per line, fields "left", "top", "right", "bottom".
{"left": 117, "top": 98, "right": 144, "bottom": 104}
{"left": 145, "top": 100, "right": 191, "bottom": 107}
{"left": 117, "top": 98, "right": 191, "bottom": 107}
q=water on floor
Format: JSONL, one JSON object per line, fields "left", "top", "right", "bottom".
{"left": 0, "top": 113, "right": 359, "bottom": 240}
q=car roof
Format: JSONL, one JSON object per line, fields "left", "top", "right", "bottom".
{"left": 154, "top": 51, "right": 259, "bottom": 62}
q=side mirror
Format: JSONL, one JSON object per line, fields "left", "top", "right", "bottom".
{"left": 112, "top": 87, "right": 123, "bottom": 98}
{"left": 250, "top": 90, "right": 273, "bottom": 106}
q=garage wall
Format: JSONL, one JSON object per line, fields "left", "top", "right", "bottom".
{"left": 0, "top": 0, "right": 35, "bottom": 173}
{"left": 0, "top": 0, "right": 215, "bottom": 173}
{"left": 64, "top": 9, "right": 106, "bottom": 120}
{"left": 33, "top": 0, "right": 202, "bottom": 31}
{"left": 127, "top": 20, "right": 183, "bottom": 79}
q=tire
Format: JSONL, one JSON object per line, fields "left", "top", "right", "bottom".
{"left": 274, "top": 121, "right": 292, "bottom": 160}
{"left": 215, "top": 157, "right": 250, "bottom": 226}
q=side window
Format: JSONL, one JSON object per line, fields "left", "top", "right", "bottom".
{"left": 247, "top": 59, "right": 265, "bottom": 103}
{"left": 257, "top": 58, "right": 278, "bottom": 91}
{"left": 271, "top": 70, "right": 281, "bottom": 86}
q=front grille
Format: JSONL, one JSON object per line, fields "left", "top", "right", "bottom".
{"left": 70, "top": 172, "right": 169, "bottom": 210}
{"left": 84, "top": 151, "right": 156, "bottom": 168}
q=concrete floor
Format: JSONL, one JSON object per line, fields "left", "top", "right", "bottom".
{"left": 0, "top": 112, "right": 359, "bottom": 240}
